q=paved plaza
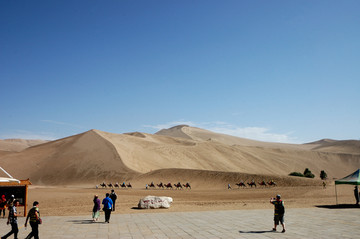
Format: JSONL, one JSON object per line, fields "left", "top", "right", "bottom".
{"left": 0, "top": 208, "right": 359, "bottom": 238}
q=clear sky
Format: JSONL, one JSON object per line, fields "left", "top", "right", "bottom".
{"left": 1, "top": 1, "right": 359, "bottom": 143}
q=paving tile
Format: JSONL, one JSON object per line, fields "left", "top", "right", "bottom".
{"left": 0, "top": 208, "right": 359, "bottom": 238}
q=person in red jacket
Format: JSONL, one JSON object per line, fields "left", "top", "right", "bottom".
{"left": 0, "top": 195, "right": 6, "bottom": 218}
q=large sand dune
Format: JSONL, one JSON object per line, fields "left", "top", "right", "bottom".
{"left": 0, "top": 125, "right": 359, "bottom": 185}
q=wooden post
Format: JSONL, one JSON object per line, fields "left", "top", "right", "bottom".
{"left": 335, "top": 184, "right": 338, "bottom": 205}
{"left": 24, "top": 184, "right": 28, "bottom": 217}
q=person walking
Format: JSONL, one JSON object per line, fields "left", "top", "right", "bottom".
{"left": 24, "top": 201, "right": 41, "bottom": 239}
{"left": 102, "top": 193, "right": 113, "bottom": 223}
{"left": 109, "top": 190, "right": 117, "bottom": 211}
{"left": 354, "top": 186, "right": 359, "bottom": 205}
{"left": 92, "top": 195, "right": 101, "bottom": 222}
{"left": 1, "top": 199, "right": 20, "bottom": 239}
{"left": 270, "top": 195, "right": 286, "bottom": 233}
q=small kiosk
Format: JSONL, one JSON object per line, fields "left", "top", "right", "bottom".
{"left": 0, "top": 167, "right": 31, "bottom": 216}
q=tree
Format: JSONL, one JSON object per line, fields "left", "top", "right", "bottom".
{"left": 303, "top": 168, "right": 315, "bottom": 178}
{"left": 320, "top": 170, "right": 327, "bottom": 180}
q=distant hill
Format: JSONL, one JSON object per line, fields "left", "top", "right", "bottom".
{"left": 0, "top": 139, "right": 49, "bottom": 152}
{"left": 0, "top": 126, "right": 359, "bottom": 185}
{"left": 304, "top": 139, "right": 360, "bottom": 155}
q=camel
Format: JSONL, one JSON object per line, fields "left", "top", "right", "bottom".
{"left": 258, "top": 181, "right": 267, "bottom": 187}
{"left": 126, "top": 182, "right": 132, "bottom": 188}
{"left": 267, "top": 180, "right": 277, "bottom": 186}
{"left": 182, "top": 182, "right": 191, "bottom": 189}
{"left": 235, "top": 182, "right": 246, "bottom": 188}
{"left": 157, "top": 182, "right": 164, "bottom": 189}
{"left": 114, "top": 182, "right": 120, "bottom": 188}
{"left": 107, "top": 183, "right": 114, "bottom": 188}
{"left": 120, "top": 182, "right": 127, "bottom": 188}
{"left": 148, "top": 182, "right": 155, "bottom": 188}
{"left": 247, "top": 181, "right": 256, "bottom": 188}
{"left": 174, "top": 182, "right": 183, "bottom": 189}
{"left": 100, "top": 182, "right": 107, "bottom": 188}
{"left": 164, "top": 183, "right": 173, "bottom": 189}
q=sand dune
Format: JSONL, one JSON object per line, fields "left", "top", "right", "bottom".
{"left": 0, "top": 125, "right": 359, "bottom": 185}
{"left": 305, "top": 139, "right": 360, "bottom": 154}
{"left": 0, "top": 139, "right": 48, "bottom": 152}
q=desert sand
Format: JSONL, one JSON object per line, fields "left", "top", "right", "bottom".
{"left": 0, "top": 125, "right": 359, "bottom": 216}
{"left": 26, "top": 183, "right": 356, "bottom": 217}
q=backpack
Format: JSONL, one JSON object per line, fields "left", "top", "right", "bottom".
{"left": 110, "top": 193, "right": 117, "bottom": 201}
{"left": 276, "top": 201, "right": 285, "bottom": 214}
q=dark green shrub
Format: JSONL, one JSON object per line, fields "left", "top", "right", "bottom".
{"left": 289, "top": 172, "right": 304, "bottom": 177}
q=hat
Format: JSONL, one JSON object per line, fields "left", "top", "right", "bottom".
{"left": 276, "top": 194, "right": 281, "bottom": 199}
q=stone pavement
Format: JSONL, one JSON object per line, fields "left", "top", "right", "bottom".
{"left": 0, "top": 208, "right": 359, "bottom": 238}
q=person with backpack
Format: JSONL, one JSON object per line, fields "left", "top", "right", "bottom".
{"left": 24, "top": 201, "right": 41, "bottom": 239}
{"left": 109, "top": 190, "right": 117, "bottom": 211}
{"left": 102, "top": 193, "right": 113, "bottom": 223}
{"left": 270, "top": 194, "right": 286, "bottom": 233}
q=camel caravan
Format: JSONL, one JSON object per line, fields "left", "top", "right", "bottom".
{"left": 97, "top": 181, "right": 192, "bottom": 190}
{"left": 231, "top": 180, "right": 277, "bottom": 189}
{"left": 97, "top": 182, "right": 132, "bottom": 189}
{"left": 146, "top": 182, "right": 191, "bottom": 190}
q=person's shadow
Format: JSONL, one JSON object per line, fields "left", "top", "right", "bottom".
{"left": 239, "top": 230, "right": 274, "bottom": 234}
{"left": 67, "top": 219, "right": 96, "bottom": 224}
{"left": 316, "top": 204, "right": 360, "bottom": 209}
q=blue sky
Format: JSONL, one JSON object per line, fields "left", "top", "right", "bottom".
{"left": 1, "top": 1, "right": 359, "bottom": 143}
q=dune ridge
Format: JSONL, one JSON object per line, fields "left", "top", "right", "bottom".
{"left": 0, "top": 125, "right": 359, "bottom": 185}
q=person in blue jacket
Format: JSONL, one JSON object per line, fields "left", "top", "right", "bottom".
{"left": 102, "top": 193, "right": 113, "bottom": 223}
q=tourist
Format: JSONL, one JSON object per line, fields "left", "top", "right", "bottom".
{"left": 109, "top": 190, "right": 117, "bottom": 211}
{"left": 92, "top": 195, "right": 101, "bottom": 222}
{"left": 24, "top": 201, "right": 41, "bottom": 239}
{"left": 354, "top": 186, "right": 359, "bottom": 205}
{"left": 0, "top": 195, "right": 6, "bottom": 218}
{"left": 270, "top": 195, "right": 286, "bottom": 233}
{"left": 102, "top": 193, "right": 113, "bottom": 223}
{"left": 1, "top": 199, "right": 20, "bottom": 239}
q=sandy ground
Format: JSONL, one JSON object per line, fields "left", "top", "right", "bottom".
{"left": 21, "top": 184, "right": 356, "bottom": 217}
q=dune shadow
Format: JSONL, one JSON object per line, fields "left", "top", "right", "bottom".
{"left": 239, "top": 230, "right": 274, "bottom": 234}
{"left": 316, "top": 204, "right": 360, "bottom": 209}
